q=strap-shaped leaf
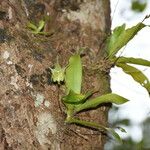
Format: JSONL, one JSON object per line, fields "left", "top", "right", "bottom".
{"left": 117, "top": 127, "right": 127, "bottom": 133}
{"left": 65, "top": 54, "right": 82, "bottom": 94}
{"left": 66, "top": 117, "right": 123, "bottom": 143}
{"left": 106, "top": 128, "right": 122, "bottom": 143}
{"left": 114, "top": 57, "right": 150, "bottom": 67}
{"left": 63, "top": 90, "right": 93, "bottom": 104}
{"left": 74, "top": 93, "right": 129, "bottom": 113}
{"left": 106, "top": 24, "right": 125, "bottom": 57}
{"left": 27, "top": 22, "right": 38, "bottom": 31}
{"left": 117, "top": 63, "right": 150, "bottom": 94}
{"left": 37, "top": 20, "right": 45, "bottom": 32}
{"left": 106, "top": 22, "right": 146, "bottom": 58}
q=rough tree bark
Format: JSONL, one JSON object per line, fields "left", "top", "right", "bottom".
{"left": 0, "top": 0, "right": 111, "bottom": 150}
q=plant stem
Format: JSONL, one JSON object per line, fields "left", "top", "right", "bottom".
{"left": 66, "top": 104, "right": 74, "bottom": 119}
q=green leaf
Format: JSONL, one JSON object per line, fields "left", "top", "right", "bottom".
{"left": 63, "top": 90, "right": 93, "bottom": 104}
{"left": 74, "top": 93, "right": 129, "bottom": 113}
{"left": 113, "top": 118, "right": 130, "bottom": 126}
{"left": 107, "top": 22, "right": 146, "bottom": 58}
{"left": 27, "top": 22, "right": 38, "bottom": 31}
{"left": 117, "top": 63, "right": 150, "bottom": 94}
{"left": 131, "top": 1, "right": 147, "bottom": 12}
{"left": 107, "top": 24, "right": 125, "bottom": 56}
{"left": 63, "top": 90, "right": 85, "bottom": 104}
{"left": 37, "top": 20, "right": 45, "bottom": 32}
{"left": 117, "top": 127, "right": 127, "bottom": 133}
{"left": 113, "top": 57, "right": 150, "bottom": 67}
{"left": 66, "top": 118, "right": 123, "bottom": 143}
{"left": 107, "top": 128, "right": 123, "bottom": 143}
{"left": 65, "top": 54, "right": 82, "bottom": 94}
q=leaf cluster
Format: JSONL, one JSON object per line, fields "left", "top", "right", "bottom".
{"left": 27, "top": 20, "right": 48, "bottom": 35}
{"left": 106, "top": 18, "right": 150, "bottom": 95}
{"left": 51, "top": 54, "right": 128, "bottom": 142}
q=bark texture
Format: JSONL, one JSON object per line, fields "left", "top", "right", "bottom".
{"left": 0, "top": 0, "right": 111, "bottom": 149}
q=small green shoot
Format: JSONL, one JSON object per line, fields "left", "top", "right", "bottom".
{"left": 27, "top": 20, "right": 48, "bottom": 35}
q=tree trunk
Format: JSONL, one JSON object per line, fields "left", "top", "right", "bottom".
{"left": 0, "top": 0, "right": 111, "bottom": 149}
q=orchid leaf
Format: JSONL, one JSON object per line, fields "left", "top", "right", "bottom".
{"left": 66, "top": 118, "right": 123, "bottom": 143}
{"left": 114, "top": 57, "right": 150, "bottom": 67}
{"left": 65, "top": 54, "right": 82, "bottom": 94}
{"left": 74, "top": 93, "right": 129, "bottom": 113}
{"left": 117, "top": 127, "right": 127, "bottom": 133}
{"left": 37, "top": 20, "right": 45, "bottom": 32}
{"left": 63, "top": 90, "right": 93, "bottom": 104}
{"left": 27, "top": 22, "right": 38, "bottom": 31}
{"left": 117, "top": 63, "right": 150, "bottom": 94}
{"left": 63, "top": 90, "right": 85, "bottom": 104}
{"left": 107, "top": 128, "right": 122, "bottom": 143}
{"left": 107, "top": 22, "right": 146, "bottom": 58}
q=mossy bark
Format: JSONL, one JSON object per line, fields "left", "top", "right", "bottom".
{"left": 0, "top": 0, "right": 111, "bottom": 149}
